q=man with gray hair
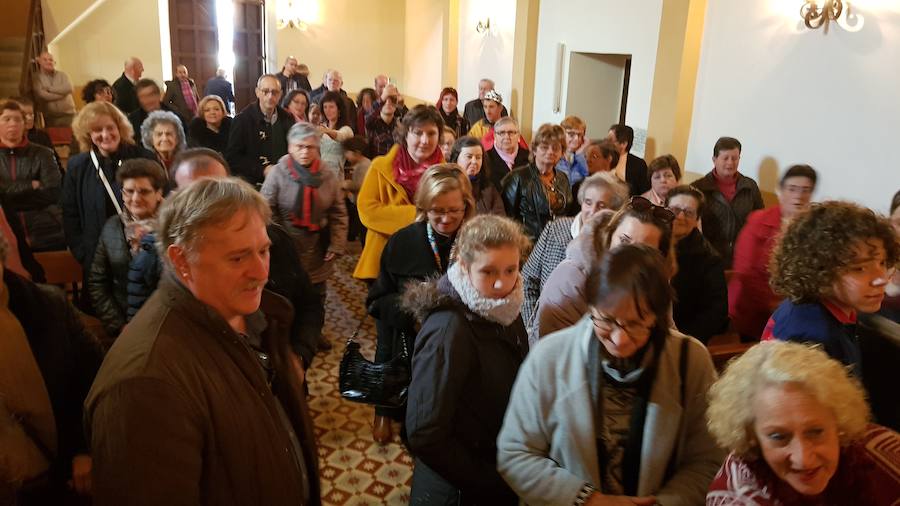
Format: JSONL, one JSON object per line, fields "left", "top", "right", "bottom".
{"left": 309, "top": 69, "right": 357, "bottom": 132}
{"left": 85, "top": 177, "right": 320, "bottom": 505}
{"left": 225, "top": 74, "right": 294, "bottom": 186}
{"left": 31, "top": 51, "right": 76, "bottom": 127}
{"left": 463, "top": 77, "right": 508, "bottom": 127}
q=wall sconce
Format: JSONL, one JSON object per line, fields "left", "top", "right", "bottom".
{"left": 476, "top": 18, "right": 491, "bottom": 34}
{"left": 277, "top": 0, "right": 308, "bottom": 30}
{"left": 801, "top": 0, "right": 844, "bottom": 29}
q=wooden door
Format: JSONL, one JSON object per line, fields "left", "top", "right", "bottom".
{"left": 168, "top": 0, "right": 219, "bottom": 95}
{"left": 233, "top": 0, "right": 266, "bottom": 112}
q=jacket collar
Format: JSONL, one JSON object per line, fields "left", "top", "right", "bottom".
{"left": 156, "top": 272, "right": 294, "bottom": 340}
{"left": 372, "top": 145, "right": 411, "bottom": 201}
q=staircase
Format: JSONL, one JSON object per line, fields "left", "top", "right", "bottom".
{"left": 0, "top": 37, "right": 25, "bottom": 99}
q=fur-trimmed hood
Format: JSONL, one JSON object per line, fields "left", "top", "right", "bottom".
{"left": 400, "top": 274, "right": 460, "bottom": 323}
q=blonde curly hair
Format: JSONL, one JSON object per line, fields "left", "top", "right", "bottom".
{"left": 707, "top": 341, "right": 870, "bottom": 458}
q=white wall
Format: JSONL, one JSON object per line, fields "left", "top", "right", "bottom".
{"left": 47, "top": 0, "right": 166, "bottom": 87}
{"left": 531, "top": 0, "right": 663, "bottom": 139}
{"left": 457, "top": 0, "right": 516, "bottom": 106}
{"left": 686, "top": 0, "right": 900, "bottom": 213}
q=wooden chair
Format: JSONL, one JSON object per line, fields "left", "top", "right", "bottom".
{"left": 33, "top": 250, "right": 83, "bottom": 301}
{"left": 708, "top": 341, "right": 755, "bottom": 372}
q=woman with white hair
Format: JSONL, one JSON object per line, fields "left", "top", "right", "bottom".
{"left": 706, "top": 340, "right": 900, "bottom": 504}
{"left": 140, "top": 109, "right": 187, "bottom": 173}
{"left": 261, "top": 122, "right": 348, "bottom": 352}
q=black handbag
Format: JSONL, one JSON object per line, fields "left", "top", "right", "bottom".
{"left": 339, "top": 321, "right": 411, "bottom": 408}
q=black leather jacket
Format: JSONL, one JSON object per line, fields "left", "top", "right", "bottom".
{"left": 500, "top": 163, "right": 572, "bottom": 239}
{"left": 88, "top": 215, "right": 131, "bottom": 339}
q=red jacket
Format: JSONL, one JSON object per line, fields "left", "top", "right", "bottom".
{"left": 728, "top": 205, "right": 782, "bottom": 338}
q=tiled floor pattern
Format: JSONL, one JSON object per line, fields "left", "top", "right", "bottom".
{"left": 308, "top": 249, "right": 413, "bottom": 505}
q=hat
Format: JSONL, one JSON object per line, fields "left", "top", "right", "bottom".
{"left": 483, "top": 89, "right": 503, "bottom": 105}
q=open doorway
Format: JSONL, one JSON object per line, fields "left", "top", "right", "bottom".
{"left": 565, "top": 52, "right": 631, "bottom": 135}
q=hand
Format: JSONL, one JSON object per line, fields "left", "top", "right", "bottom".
{"left": 288, "top": 352, "right": 305, "bottom": 385}
{"left": 31, "top": 180, "right": 41, "bottom": 189}
{"left": 69, "top": 454, "right": 92, "bottom": 495}
{"left": 586, "top": 493, "right": 657, "bottom": 506}
{"left": 323, "top": 251, "right": 337, "bottom": 262}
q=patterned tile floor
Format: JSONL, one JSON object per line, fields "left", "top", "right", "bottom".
{"left": 308, "top": 247, "right": 413, "bottom": 505}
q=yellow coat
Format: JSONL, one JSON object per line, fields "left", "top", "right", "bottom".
{"left": 353, "top": 145, "right": 417, "bottom": 280}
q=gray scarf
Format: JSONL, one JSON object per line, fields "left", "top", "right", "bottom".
{"left": 447, "top": 262, "right": 524, "bottom": 326}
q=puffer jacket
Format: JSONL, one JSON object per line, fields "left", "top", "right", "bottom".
{"left": 125, "top": 233, "right": 161, "bottom": 322}
{"left": 402, "top": 274, "right": 527, "bottom": 505}
{"left": 501, "top": 163, "right": 572, "bottom": 240}
{"left": 536, "top": 211, "right": 614, "bottom": 338}
{"left": 88, "top": 216, "right": 131, "bottom": 340}
{"left": 0, "top": 141, "right": 66, "bottom": 251}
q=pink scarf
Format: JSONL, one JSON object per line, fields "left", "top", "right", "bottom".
{"left": 393, "top": 146, "right": 444, "bottom": 199}
{"left": 496, "top": 145, "right": 519, "bottom": 169}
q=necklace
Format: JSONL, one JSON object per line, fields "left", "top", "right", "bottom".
{"left": 426, "top": 223, "right": 445, "bottom": 272}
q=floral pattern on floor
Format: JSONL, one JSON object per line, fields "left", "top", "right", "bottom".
{"left": 308, "top": 249, "right": 413, "bottom": 505}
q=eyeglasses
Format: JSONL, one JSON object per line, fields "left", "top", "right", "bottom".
{"left": 591, "top": 311, "right": 653, "bottom": 340}
{"left": 257, "top": 88, "right": 280, "bottom": 96}
{"left": 629, "top": 196, "right": 675, "bottom": 224}
{"left": 427, "top": 208, "right": 465, "bottom": 218}
{"left": 495, "top": 130, "right": 519, "bottom": 137}
{"left": 292, "top": 143, "right": 319, "bottom": 152}
{"left": 668, "top": 206, "right": 698, "bottom": 219}
{"left": 123, "top": 188, "right": 157, "bottom": 197}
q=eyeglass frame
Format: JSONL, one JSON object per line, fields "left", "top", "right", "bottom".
{"left": 590, "top": 310, "right": 654, "bottom": 340}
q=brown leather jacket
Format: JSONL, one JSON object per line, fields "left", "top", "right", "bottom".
{"left": 84, "top": 274, "right": 320, "bottom": 505}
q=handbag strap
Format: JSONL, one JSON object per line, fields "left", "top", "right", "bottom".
{"left": 345, "top": 317, "right": 366, "bottom": 345}
{"left": 91, "top": 150, "right": 124, "bottom": 217}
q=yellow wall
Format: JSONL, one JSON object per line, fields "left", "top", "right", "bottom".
{"left": 645, "top": 0, "right": 706, "bottom": 178}
{"left": 402, "top": 0, "right": 447, "bottom": 103}
{"left": 274, "top": 0, "right": 406, "bottom": 97}
{"left": 47, "top": 0, "right": 164, "bottom": 88}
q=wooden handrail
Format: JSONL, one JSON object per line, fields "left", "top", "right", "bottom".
{"left": 18, "top": 0, "right": 45, "bottom": 103}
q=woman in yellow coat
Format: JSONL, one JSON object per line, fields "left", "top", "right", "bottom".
{"left": 353, "top": 105, "right": 446, "bottom": 280}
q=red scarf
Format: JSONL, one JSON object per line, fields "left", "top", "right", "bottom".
{"left": 288, "top": 158, "right": 322, "bottom": 231}
{"left": 393, "top": 145, "right": 443, "bottom": 199}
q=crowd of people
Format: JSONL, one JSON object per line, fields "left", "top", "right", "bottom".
{"left": 1, "top": 48, "right": 899, "bottom": 506}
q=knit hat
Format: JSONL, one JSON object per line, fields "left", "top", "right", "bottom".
{"left": 483, "top": 89, "right": 503, "bottom": 105}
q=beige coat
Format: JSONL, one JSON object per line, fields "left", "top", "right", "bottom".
{"left": 261, "top": 154, "right": 348, "bottom": 284}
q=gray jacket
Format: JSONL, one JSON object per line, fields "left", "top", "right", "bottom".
{"left": 32, "top": 70, "right": 76, "bottom": 117}
{"left": 497, "top": 317, "right": 723, "bottom": 506}
{"left": 261, "top": 155, "right": 348, "bottom": 284}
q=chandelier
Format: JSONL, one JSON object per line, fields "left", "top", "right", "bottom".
{"left": 800, "top": 0, "right": 844, "bottom": 29}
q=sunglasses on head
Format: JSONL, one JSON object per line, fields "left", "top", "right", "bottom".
{"left": 628, "top": 196, "right": 675, "bottom": 224}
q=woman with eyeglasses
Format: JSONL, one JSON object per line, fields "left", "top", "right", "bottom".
{"left": 537, "top": 195, "right": 675, "bottom": 338}
{"left": 521, "top": 173, "right": 629, "bottom": 343}
{"left": 498, "top": 243, "right": 722, "bottom": 506}
{"left": 87, "top": 159, "right": 166, "bottom": 341}
{"left": 402, "top": 215, "right": 530, "bottom": 504}
{"left": 354, "top": 105, "right": 445, "bottom": 281}
{"left": 501, "top": 123, "right": 572, "bottom": 240}
{"left": 665, "top": 185, "right": 728, "bottom": 344}
{"left": 366, "top": 164, "right": 475, "bottom": 444}
{"left": 261, "top": 122, "right": 348, "bottom": 354}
